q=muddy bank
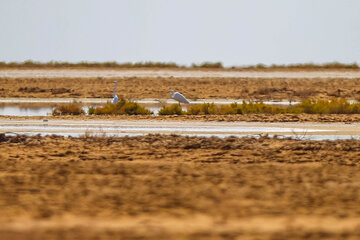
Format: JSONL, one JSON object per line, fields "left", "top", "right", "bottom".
{"left": 0, "top": 134, "right": 359, "bottom": 239}
{"left": 3, "top": 113, "right": 360, "bottom": 123}
{"left": 1, "top": 77, "right": 360, "bottom": 100}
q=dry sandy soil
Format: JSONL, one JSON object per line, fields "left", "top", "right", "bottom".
{"left": 1, "top": 69, "right": 360, "bottom": 239}
{"left": 1, "top": 77, "right": 360, "bottom": 100}
{"left": 0, "top": 134, "right": 359, "bottom": 239}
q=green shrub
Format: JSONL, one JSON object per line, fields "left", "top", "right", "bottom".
{"left": 186, "top": 102, "right": 282, "bottom": 115}
{"left": 187, "top": 103, "right": 218, "bottom": 115}
{"left": 182, "top": 99, "right": 360, "bottom": 115}
{"left": 218, "top": 103, "right": 241, "bottom": 114}
{"left": 53, "top": 98, "right": 360, "bottom": 116}
{"left": 122, "top": 101, "right": 153, "bottom": 115}
{"left": 289, "top": 98, "right": 360, "bottom": 114}
{"left": 254, "top": 63, "right": 266, "bottom": 69}
{"left": 88, "top": 107, "right": 95, "bottom": 115}
{"left": 240, "top": 101, "right": 283, "bottom": 114}
{"left": 89, "top": 99, "right": 152, "bottom": 115}
{"left": 191, "top": 62, "right": 223, "bottom": 68}
{"left": 52, "top": 102, "right": 85, "bottom": 115}
{"left": 158, "top": 104, "right": 185, "bottom": 115}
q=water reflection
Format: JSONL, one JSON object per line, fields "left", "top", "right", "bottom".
{"left": 0, "top": 106, "right": 53, "bottom": 116}
{"left": 0, "top": 104, "right": 182, "bottom": 116}
{"left": 0, "top": 99, "right": 303, "bottom": 117}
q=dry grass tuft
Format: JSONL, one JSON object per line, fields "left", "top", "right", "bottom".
{"left": 289, "top": 98, "right": 360, "bottom": 114}
{"left": 187, "top": 103, "right": 218, "bottom": 115}
{"left": 52, "top": 102, "right": 85, "bottom": 115}
{"left": 89, "top": 99, "right": 152, "bottom": 115}
{"left": 158, "top": 104, "right": 185, "bottom": 115}
{"left": 166, "top": 99, "right": 360, "bottom": 115}
{"left": 186, "top": 102, "right": 283, "bottom": 115}
{"left": 191, "top": 62, "right": 223, "bottom": 68}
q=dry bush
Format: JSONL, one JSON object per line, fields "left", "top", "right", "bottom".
{"left": 158, "top": 104, "right": 185, "bottom": 115}
{"left": 289, "top": 98, "right": 360, "bottom": 114}
{"left": 187, "top": 103, "right": 218, "bottom": 115}
{"left": 191, "top": 62, "right": 223, "bottom": 68}
{"left": 167, "top": 99, "right": 360, "bottom": 115}
{"left": 89, "top": 99, "right": 152, "bottom": 115}
{"left": 52, "top": 102, "right": 85, "bottom": 115}
{"left": 187, "top": 102, "right": 282, "bottom": 115}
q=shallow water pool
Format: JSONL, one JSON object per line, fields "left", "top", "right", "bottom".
{"left": 0, "top": 98, "right": 304, "bottom": 117}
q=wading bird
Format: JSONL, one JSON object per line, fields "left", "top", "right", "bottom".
{"left": 169, "top": 90, "right": 190, "bottom": 104}
{"left": 113, "top": 81, "right": 118, "bottom": 103}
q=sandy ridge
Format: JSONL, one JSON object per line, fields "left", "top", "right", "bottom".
{"left": 1, "top": 215, "right": 359, "bottom": 233}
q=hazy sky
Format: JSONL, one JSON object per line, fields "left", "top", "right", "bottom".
{"left": 0, "top": 0, "right": 359, "bottom": 66}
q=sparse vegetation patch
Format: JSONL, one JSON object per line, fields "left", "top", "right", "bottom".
{"left": 288, "top": 98, "right": 360, "bottom": 114}
{"left": 186, "top": 102, "right": 282, "bottom": 115}
{"left": 88, "top": 99, "right": 152, "bottom": 115}
{"left": 191, "top": 62, "right": 223, "bottom": 68}
{"left": 52, "top": 102, "right": 85, "bottom": 115}
{"left": 45, "top": 98, "right": 360, "bottom": 116}
{"left": 158, "top": 104, "right": 185, "bottom": 115}
{"left": 164, "top": 99, "right": 360, "bottom": 115}
{"left": 1, "top": 60, "right": 358, "bottom": 70}
{"left": 0, "top": 60, "right": 180, "bottom": 69}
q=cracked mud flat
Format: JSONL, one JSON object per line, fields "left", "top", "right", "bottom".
{"left": 0, "top": 134, "right": 359, "bottom": 239}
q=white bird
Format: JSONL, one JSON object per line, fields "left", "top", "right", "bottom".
{"left": 169, "top": 90, "right": 190, "bottom": 104}
{"left": 112, "top": 81, "right": 118, "bottom": 104}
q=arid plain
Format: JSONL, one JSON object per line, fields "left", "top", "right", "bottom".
{"left": 2, "top": 73, "right": 360, "bottom": 100}
{"left": 0, "top": 68, "right": 360, "bottom": 239}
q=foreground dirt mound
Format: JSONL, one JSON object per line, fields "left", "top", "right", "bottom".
{"left": 0, "top": 134, "right": 359, "bottom": 239}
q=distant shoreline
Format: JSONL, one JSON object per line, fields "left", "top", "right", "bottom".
{"left": 0, "top": 61, "right": 359, "bottom": 71}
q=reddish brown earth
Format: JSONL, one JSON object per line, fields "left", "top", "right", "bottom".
{"left": 0, "top": 134, "right": 359, "bottom": 239}
{"left": 1, "top": 77, "right": 360, "bottom": 100}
